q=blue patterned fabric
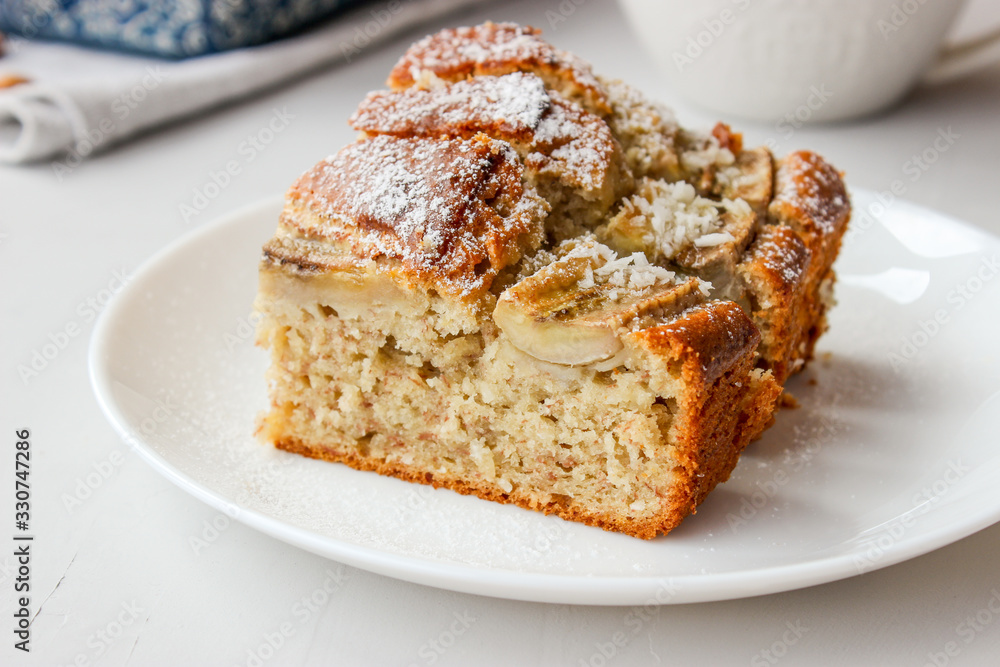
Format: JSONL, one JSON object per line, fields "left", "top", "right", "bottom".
{"left": 0, "top": 0, "right": 369, "bottom": 57}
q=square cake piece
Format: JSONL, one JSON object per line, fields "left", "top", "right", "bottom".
{"left": 254, "top": 22, "right": 850, "bottom": 538}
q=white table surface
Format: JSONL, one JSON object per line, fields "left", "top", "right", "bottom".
{"left": 4, "top": 0, "right": 1000, "bottom": 664}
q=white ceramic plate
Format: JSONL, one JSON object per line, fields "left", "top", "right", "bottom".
{"left": 89, "top": 191, "right": 1000, "bottom": 605}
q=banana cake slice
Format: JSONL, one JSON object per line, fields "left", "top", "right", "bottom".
{"left": 254, "top": 22, "right": 850, "bottom": 538}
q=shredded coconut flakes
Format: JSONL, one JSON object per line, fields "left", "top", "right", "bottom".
{"left": 563, "top": 240, "right": 676, "bottom": 301}
{"left": 609, "top": 180, "right": 746, "bottom": 261}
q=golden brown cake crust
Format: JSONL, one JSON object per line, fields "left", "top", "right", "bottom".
{"left": 769, "top": 150, "right": 851, "bottom": 271}
{"left": 746, "top": 150, "right": 850, "bottom": 382}
{"left": 261, "top": 235, "right": 357, "bottom": 274}
{"left": 351, "top": 72, "right": 622, "bottom": 196}
{"left": 271, "top": 432, "right": 684, "bottom": 539}
{"left": 387, "top": 22, "right": 610, "bottom": 115}
{"left": 352, "top": 72, "right": 549, "bottom": 143}
{"left": 626, "top": 301, "right": 780, "bottom": 532}
{"left": 628, "top": 300, "right": 761, "bottom": 388}
{"left": 284, "top": 133, "right": 543, "bottom": 299}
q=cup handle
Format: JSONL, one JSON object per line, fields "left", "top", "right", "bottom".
{"left": 924, "top": 25, "right": 1000, "bottom": 84}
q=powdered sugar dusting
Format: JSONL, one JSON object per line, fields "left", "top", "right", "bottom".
{"left": 772, "top": 152, "right": 850, "bottom": 234}
{"left": 751, "top": 227, "right": 808, "bottom": 287}
{"left": 602, "top": 77, "right": 679, "bottom": 138}
{"left": 600, "top": 77, "right": 682, "bottom": 179}
{"left": 287, "top": 134, "right": 537, "bottom": 297}
{"left": 352, "top": 72, "right": 551, "bottom": 139}
{"left": 531, "top": 99, "right": 614, "bottom": 191}
{"left": 388, "top": 22, "right": 606, "bottom": 111}
{"left": 398, "top": 24, "right": 555, "bottom": 75}
{"left": 354, "top": 71, "right": 614, "bottom": 194}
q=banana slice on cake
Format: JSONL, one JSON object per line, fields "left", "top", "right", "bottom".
{"left": 715, "top": 146, "right": 774, "bottom": 214}
{"left": 494, "top": 239, "right": 708, "bottom": 365}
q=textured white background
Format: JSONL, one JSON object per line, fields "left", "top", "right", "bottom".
{"left": 2, "top": 0, "right": 1000, "bottom": 664}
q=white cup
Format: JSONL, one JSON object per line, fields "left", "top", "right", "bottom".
{"left": 618, "top": 0, "right": 1000, "bottom": 122}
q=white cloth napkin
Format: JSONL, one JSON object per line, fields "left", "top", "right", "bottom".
{"left": 0, "top": 0, "right": 488, "bottom": 164}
